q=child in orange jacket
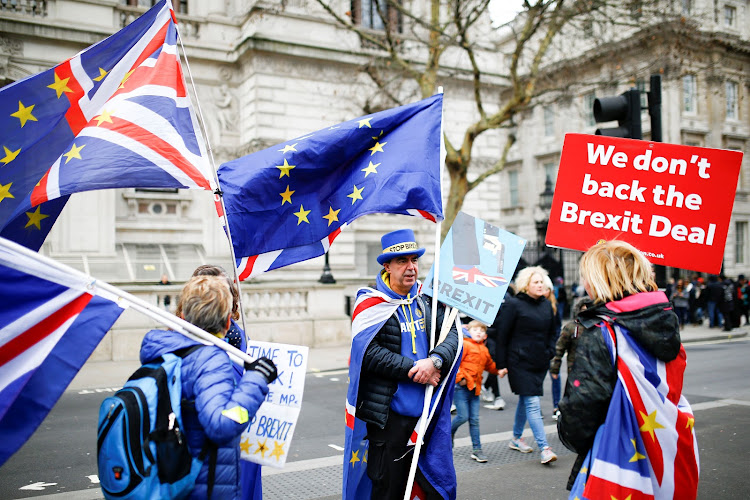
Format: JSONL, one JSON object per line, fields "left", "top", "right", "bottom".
{"left": 451, "top": 320, "right": 503, "bottom": 463}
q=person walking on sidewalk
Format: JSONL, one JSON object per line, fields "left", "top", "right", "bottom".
{"left": 451, "top": 320, "right": 503, "bottom": 463}
{"left": 543, "top": 275, "right": 562, "bottom": 420}
{"left": 494, "top": 266, "right": 558, "bottom": 465}
{"left": 558, "top": 240, "right": 698, "bottom": 498}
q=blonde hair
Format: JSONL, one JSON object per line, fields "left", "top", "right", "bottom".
{"left": 178, "top": 276, "right": 232, "bottom": 336}
{"left": 175, "top": 265, "right": 240, "bottom": 321}
{"left": 542, "top": 274, "right": 558, "bottom": 314}
{"left": 514, "top": 266, "right": 549, "bottom": 294}
{"left": 579, "top": 240, "right": 657, "bottom": 304}
{"left": 467, "top": 320, "right": 488, "bottom": 332}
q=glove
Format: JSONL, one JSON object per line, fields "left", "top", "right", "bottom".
{"left": 245, "top": 357, "right": 278, "bottom": 384}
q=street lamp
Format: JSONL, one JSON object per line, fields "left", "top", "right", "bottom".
{"left": 319, "top": 252, "right": 336, "bottom": 284}
{"left": 535, "top": 175, "right": 554, "bottom": 242}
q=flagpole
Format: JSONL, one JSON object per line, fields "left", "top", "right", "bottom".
{"left": 0, "top": 237, "right": 255, "bottom": 366}
{"left": 403, "top": 86, "right": 447, "bottom": 500}
{"left": 173, "top": 10, "right": 248, "bottom": 334}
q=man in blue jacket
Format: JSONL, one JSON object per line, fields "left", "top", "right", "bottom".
{"left": 140, "top": 275, "right": 277, "bottom": 499}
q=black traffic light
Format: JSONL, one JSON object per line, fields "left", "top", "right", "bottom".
{"left": 593, "top": 88, "right": 642, "bottom": 139}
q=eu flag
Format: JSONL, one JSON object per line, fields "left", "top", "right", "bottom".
{"left": 218, "top": 94, "right": 444, "bottom": 280}
{"left": 0, "top": 0, "right": 212, "bottom": 250}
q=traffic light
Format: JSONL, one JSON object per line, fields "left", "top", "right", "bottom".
{"left": 593, "top": 88, "right": 642, "bottom": 139}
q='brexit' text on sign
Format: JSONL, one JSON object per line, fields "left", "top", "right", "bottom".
{"left": 546, "top": 134, "right": 743, "bottom": 274}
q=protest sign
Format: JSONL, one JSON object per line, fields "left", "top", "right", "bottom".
{"left": 423, "top": 211, "right": 526, "bottom": 325}
{"left": 546, "top": 134, "right": 743, "bottom": 274}
{"left": 240, "top": 341, "right": 308, "bottom": 468}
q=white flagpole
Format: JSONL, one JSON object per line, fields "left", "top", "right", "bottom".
{"left": 403, "top": 86, "right": 447, "bottom": 500}
{"left": 0, "top": 236, "right": 255, "bottom": 366}
{"left": 173, "top": 11, "right": 248, "bottom": 334}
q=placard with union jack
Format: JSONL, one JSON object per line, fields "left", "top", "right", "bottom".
{"left": 423, "top": 211, "right": 526, "bottom": 325}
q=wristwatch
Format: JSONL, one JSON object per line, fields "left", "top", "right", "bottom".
{"left": 429, "top": 354, "right": 443, "bottom": 370}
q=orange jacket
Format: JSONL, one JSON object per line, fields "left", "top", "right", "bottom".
{"left": 455, "top": 337, "right": 499, "bottom": 395}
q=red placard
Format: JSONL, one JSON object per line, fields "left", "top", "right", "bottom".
{"left": 546, "top": 134, "right": 744, "bottom": 274}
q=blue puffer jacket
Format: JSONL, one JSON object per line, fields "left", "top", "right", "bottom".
{"left": 140, "top": 330, "right": 268, "bottom": 500}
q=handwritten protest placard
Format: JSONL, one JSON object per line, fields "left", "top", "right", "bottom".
{"left": 423, "top": 211, "right": 526, "bottom": 324}
{"left": 546, "top": 134, "right": 743, "bottom": 274}
{"left": 239, "top": 341, "right": 308, "bottom": 468}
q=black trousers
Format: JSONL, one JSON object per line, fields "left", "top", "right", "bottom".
{"left": 366, "top": 412, "right": 420, "bottom": 500}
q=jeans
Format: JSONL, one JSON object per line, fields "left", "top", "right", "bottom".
{"left": 707, "top": 301, "right": 723, "bottom": 328}
{"left": 451, "top": 385, "right": 481, "bottom": 450}
{"left": 513, "top": 395, "right": 548, "bottom": 449}
{"left": 551, "top": 375, "right": 561, "bottom": 409}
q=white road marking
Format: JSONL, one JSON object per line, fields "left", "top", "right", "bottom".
{"left": 20, "top": 481, "right": 57, "bottom": 491}
{"left": 328, "top": 444, "right": 344, "bottom": 451}
{"left": 86, "top": 475, "right": 100, "bottom": 484}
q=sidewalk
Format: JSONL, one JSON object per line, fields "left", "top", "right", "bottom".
{"left": 67, "top": 322, "right": 747, "bottom": 392}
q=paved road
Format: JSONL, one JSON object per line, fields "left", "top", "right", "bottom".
{"left": 0, "top": 337, "right": 747, "bottom": 499}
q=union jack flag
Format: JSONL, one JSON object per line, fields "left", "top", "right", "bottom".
{"left": 451, "top": 265, "right": 507, "bottom": 287}
{"left": 0, "top": 237, "right": 124, "bottom": 466}
{"left": 569, "top": 292, "right": 700, "bottom": 500}
{"left": 0, "top": 0, "right": 212, "bottom": 249}
{"left": 343, "top": 286, "right": 461, "bottom": 500}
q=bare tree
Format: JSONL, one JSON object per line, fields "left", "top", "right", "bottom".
{"left": 314, "top": 0, "right": 660, "bottom": 237}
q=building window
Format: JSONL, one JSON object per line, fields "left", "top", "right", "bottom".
{"left": 508, "top": 170, "right": 519, "bottom": 207}
{"left": 583, "top": 92, "right": 596, "bottom": 126}
{"left": 726, "top": 80, "right": 739, "bottom": 120}
{"left": 351, "top": 0, "right": 401, "bottom": 32}
{"left": 724, "top": 5, "right": 736, "bottom": 27}
{"left": 543, "top": 162, "right": 556, "bottom": 184}
{"left": 681, "top": 0, "right": 691, "bottom": 15}
{"left": 543, "top": 105, "right": 555, "bottom": 137}
{"left": 636, "top": 79, "right": 648, "bottom": 110}
{"left": 682, "top": 75, "right": 697, "bottom": 114}
{"left": 736, "top": 221, "right": 747, "bottom": 265}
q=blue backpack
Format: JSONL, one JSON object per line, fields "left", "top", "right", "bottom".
{"left": 97, "top": 345, "right": 210, "bottom": 499}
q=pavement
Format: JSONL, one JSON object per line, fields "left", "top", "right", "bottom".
{"left": 68, "top": 321, "right": 747, "bottom": 391}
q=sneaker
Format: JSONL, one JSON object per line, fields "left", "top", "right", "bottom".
{"left": 541, "top": 446, "right": 557, "bottom": 464}
{"left": 470, "top": 450, "right": 488, "bottom": 463}
{"left": 450, "top": 404, "right": 457, "bottom": 414}
{"left": 552, "top": 409, "right": 561, "bottom": 421}
{"left": 509, "top": 437, "right": 533, "bottom": 453}
{"left": 480, "top": 387, "right": 495, "bottom": 402}
{"left": 483, "top": 397, "right": 505, "bottom": 410}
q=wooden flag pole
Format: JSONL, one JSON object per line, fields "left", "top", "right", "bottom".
{"left": 174, "top": 17, "right": 248, "bottom": 333}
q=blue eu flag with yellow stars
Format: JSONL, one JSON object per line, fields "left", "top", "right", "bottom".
{"left": 218, "top": 94, "right": 444, "bottom": 280}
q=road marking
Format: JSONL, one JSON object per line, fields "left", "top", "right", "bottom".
{"left": 329, "top": 377, "right": 340, "bottom": 382}
{"left": 328, "top": 444, "right": 344, "bottom": 451}
{"left": 86, "top": 475, "right": 100, "bottom": 484}
{"left": 78, "top": 388, "right": 121, "bottom": 395}
{"left": 20, "top": 481, "right": 57, "bottom": 491}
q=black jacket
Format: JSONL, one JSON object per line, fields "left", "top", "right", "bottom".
{"left": 356, "top": 296, "right": 459, "bottom": 429}
{"left": 557, "top": 292, "right": 680, "bottom": 489}
{"left": 493, "top": 292, "right": 556, "bottom": 396}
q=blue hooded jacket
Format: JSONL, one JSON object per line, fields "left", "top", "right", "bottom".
{"left": 140, "top": 330, "right": 268, "bottom": 499}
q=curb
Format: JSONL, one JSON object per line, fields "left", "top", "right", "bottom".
{"left": 681, "top": 331, "right": 747, "bottom": 343}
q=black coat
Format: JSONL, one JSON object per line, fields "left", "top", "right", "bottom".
{"left": 356, "top": 296, "right": 459, "bottom": 429}
{"left": 493, "top": 292, "right": 556, "bottom": 396}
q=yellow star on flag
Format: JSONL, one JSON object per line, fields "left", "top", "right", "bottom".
{"left": 93, "top": 67, "right": 108, "bottom": 81}
{"left": 371, "top": 129, "right": 384, "bottom": 140}
{"left": 293, "top": 205, "right": 311, "bottom": 225}
{"left": 94, "top": 109, "right": 114, "bottom": 127}
{"left": 0, "top": 182, "right": 15, "bottom": 203}
{"left": 686, "top": 416, "right": 695, "bottom": 431}
{"left": 279, "top": 185, "right": 295, "bottom": 205}
{"left": 347, "top": 185, "right": 364, "bottom": 204}
{"left": 368, "top": 141, "right": 386, "bottom": 155}
{"left": 350, "top": 449, "right": 360, "bottom": 466}
{"left": 278, "top": 143, "right": 297, "bottom": 154}
{"left": 361, "top": 161, "right": 380, "bottom": 177}
{"left": 276, "top": 159, "right": 296, "bottom": 178}
{"left": 579, "top": 466, "right": 588, "bottom": 474}
{"left": 358, "top": 117, "right": 372, "bottom": 128}
{"left": 63, "top": 143, "right": 85, "bottom": 164}
{"left": 363, "top": 449, "right": 368, "bottom": 463}
{"left": 25, "top": 205, "right": 49, "bottom": 230}
{"left": 270, "top": 441, "right": 285, "bottom": 461}
{"left": 254, "top": 439, "right": 269, "bottom": 458}
{"left": 629, "top": 439, "right": 646, "bottom": 462}
{"left": 639, "top": 409, "right": 665, "bottom": 441}
{"left": 1, "top": 146, "right": 21, "bottom": 165}
{"left": 322, "top": 206, "right": 340, "bottom": 226}
{"left": 119, "top": 69, "right": 135, "bottom": 89}
{"left": 10, "top": 101, "right": 38, "bottom": 128}
{"left": 47, "top": 72, "right": 73, "bottom": 98}
{"left": 240, "top": 438, "right": 252, "bottom": 454}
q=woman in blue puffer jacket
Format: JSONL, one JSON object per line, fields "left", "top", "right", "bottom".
{"left": 140, "top": 275, "right": 277, "bottom": 499}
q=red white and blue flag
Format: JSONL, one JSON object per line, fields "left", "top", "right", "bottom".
{"left": 569, "top": 292, "right": 700, "bottom": 500}
{"left": 0, "top": 0, "right": 212, "bottom": 250}
{"left": 0, "top": 237, "right": 125, "bottom": 467}
{"left": 451, "top": 265, "right": 507, "bottom": 288}
{"left": 343, "top": 286, "right": 461, "bottom": 500}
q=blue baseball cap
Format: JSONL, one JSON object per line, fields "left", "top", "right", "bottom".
{"left": 377, "top": 229, "right": 425, "bottom": 265}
